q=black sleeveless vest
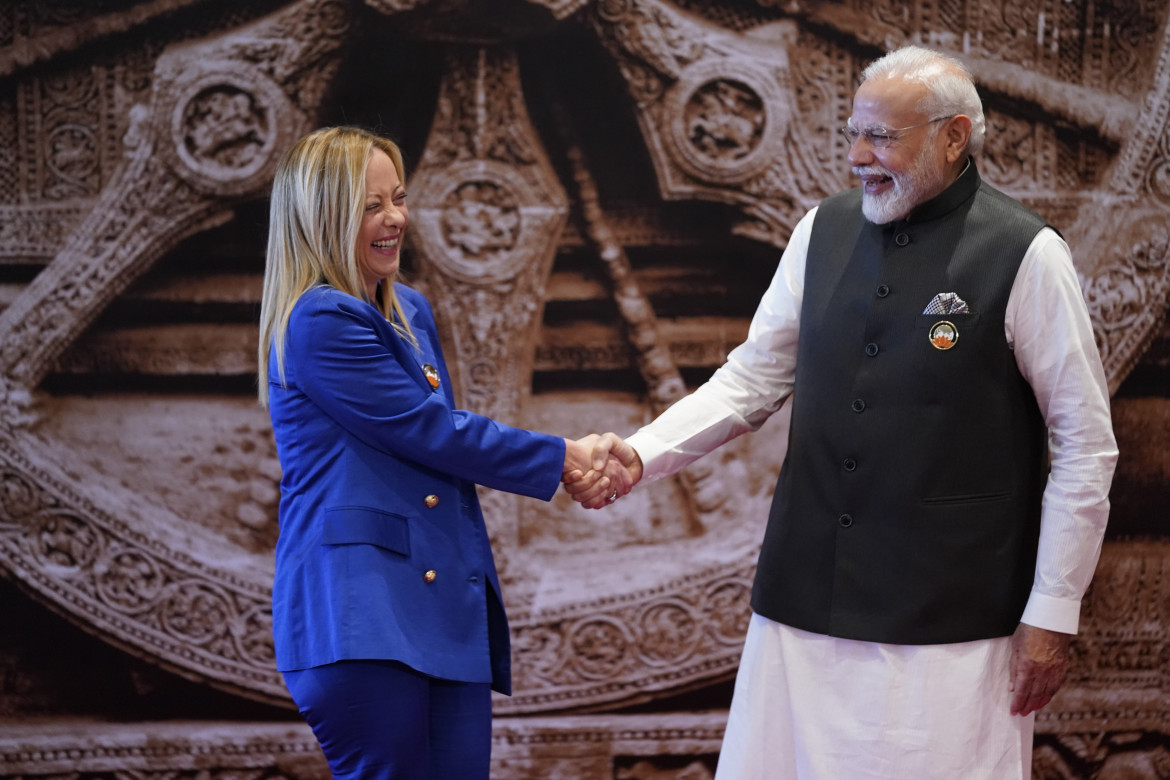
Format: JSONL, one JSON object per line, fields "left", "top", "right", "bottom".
{"left": 751, "top": 161, "right": 1051, "bottom": 644}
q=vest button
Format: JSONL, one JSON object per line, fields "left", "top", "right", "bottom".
{"left": 424, "top": 494, "right": 439, "bottom": 508}
{"left": 865, "top": 342, "right": 879, "bottom": 357}
{"left": 876, "top": 284, "right": 890, "bottom": 298}
{"left": 843, "top": 458, "right": 857, "bottom": 472}
{"left": 424, "top": 569, "right": 437, "bottom": 583}
{"left": 838, "top": 513, "right": 854, "bottom": 528}
{"left": 851, "top": 399, "right": 866, "bottom": 413}
{"left": 895, "top": 233, "right": 910, "bottom": 247}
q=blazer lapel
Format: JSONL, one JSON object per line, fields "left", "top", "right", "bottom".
{"left": 392, "top": 289, "right": 449, "bottom": 399}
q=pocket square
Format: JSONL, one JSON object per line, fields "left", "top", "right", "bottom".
{"left": 923, "top": 292, "right": 970, "bottom": 315}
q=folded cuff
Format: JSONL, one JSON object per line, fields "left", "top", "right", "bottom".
{"left": 625, "top": 430, "right": 672, "bottom": 483}
{"left": 1019, "top": 591, "right": 1081, "bottom": 634}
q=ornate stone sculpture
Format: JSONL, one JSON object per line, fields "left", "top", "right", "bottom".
{"left": 0, "top": 1, "right": 1167, "bottom": 778}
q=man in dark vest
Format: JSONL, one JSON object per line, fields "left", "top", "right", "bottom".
{"left": 567, "top": 45, "right": 1117, "bottom": 779}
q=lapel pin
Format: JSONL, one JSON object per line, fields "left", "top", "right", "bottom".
{"left": 928, "top": 321, "right": 958, "bottom": 350}
{"left": 421, "top": 363, "right": 441, "bottom": 390}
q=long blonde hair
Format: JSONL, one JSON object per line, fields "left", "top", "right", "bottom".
{"left": 257, "top": 126, "right": 416, "bottom": 407}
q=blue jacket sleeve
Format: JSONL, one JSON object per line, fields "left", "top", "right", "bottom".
{"left": 285, "top": 289, "right": 564, "bottom": 501}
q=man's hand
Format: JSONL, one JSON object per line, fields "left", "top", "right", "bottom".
{"left": 562, "top": 433, "right": 643, "bottom": 509}
{"left": 1009, "top": 623, "right": 1072, "bottom": 716}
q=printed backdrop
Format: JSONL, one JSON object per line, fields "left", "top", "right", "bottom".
{"left": 0, "top": 1, "right": 1167, "bottom": 778}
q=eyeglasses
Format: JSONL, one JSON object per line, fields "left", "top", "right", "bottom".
{"left": 840, "top": 116, "right": 953, "bottom": 149}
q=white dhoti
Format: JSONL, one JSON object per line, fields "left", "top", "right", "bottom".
{"left": 715, "top": 613, "right": 1034, "bottom": 780}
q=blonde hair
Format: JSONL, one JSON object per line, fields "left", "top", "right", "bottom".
{"left": 258, "top": 126, "right": 416, "bottom": 407}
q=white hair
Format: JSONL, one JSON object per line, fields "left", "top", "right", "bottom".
{"left": 861, "top": 46, "right": 985, "bottom": 156}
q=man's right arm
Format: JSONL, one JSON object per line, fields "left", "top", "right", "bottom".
{"left": 1005, "top": 227, "right": 1118, "bottom": 715}
{"left": 626, "top": 207, "right": 817, "bottom": 483}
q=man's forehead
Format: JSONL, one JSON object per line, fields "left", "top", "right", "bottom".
{"left": 851, "top": 76, "right": 927, "bottom": 124}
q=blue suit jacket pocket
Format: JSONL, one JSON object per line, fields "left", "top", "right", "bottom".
{"left": 322, "top": 507, "right": 411, "bottom": 556}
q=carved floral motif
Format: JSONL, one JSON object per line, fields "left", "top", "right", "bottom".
{"left": 26, "top": 68, "right": 105, "bottom": 201}
{"left": 503, "top": 569, "right": 753, "bottom": 713}
{"left": 1082, "top": 214, "right": 1170, "bottom": 390}
{"left": 94, "top": 547, "right": 166, "bottom": 612}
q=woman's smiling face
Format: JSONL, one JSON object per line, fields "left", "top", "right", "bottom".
{"left": 357, "top": 148, "right": 408, "bottom": 298}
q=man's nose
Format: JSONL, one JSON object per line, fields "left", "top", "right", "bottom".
{"left": 847, "top": 137, "right": 874, "bottom": 166}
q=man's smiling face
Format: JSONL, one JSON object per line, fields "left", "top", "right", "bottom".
{"left": 846, "top": 76, "right": 953, "bottom": 224}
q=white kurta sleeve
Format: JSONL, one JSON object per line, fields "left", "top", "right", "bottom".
{"left": 1006, "top": 227, "right": 1119, "bottom": 634}
{"left": 626, "top": 208, "right": 815, "bottom": 482}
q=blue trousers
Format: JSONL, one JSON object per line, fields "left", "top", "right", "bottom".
{"left": 283, "top": 660, "right": 492, "bottom": 780}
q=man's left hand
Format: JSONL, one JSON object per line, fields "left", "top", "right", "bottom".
{"left": 1009, "top": 623, "right": 1072, "bottom": 716}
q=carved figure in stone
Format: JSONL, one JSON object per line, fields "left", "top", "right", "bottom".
{"left": 686, "top": 79, "right": 765, "bottom": 162}
{"left": 183, "top": 87, "right": 268, "bottom": 171}
{"left": 441, "top": 181, "right": 521, "bottom": 258}
{"left": 567, "top": 45, "right": 1119, "bottom": 780}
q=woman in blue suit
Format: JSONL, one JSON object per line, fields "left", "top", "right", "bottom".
{"left": 257, "top": 126, "right": 624, "bottom": 779}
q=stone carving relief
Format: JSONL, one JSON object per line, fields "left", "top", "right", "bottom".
{"left": 0, "top": 0, "right": 346, "bottom": 396}
{"left": 0, "top": 0, "right": 1167, "bottom": 778}
{"left": 592, "top": 0, "right": 830, "bottom": 247}
{"left": 506, "top": 568, "right": 753, "bottom": 712}
{"left": 0, "top": 0, "right": 350, "bottom": 703}
{"left": 665, "top": 62, "right": 788, "bottom": 185}
{"left": 409, "top": 47, "right": 568, "bottom": 418}
{"left": 165, "top": 73, "right": 291, "bottom": 196}
{"left": 0, "top": 434, "right": 285, "bottom": 702}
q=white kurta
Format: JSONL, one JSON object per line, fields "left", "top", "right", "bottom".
{"left": 718, "top": 616, "right": 1032, "bottom": 779}
{"left": 626, "top": 206, "right": 1118, "bottom": 779}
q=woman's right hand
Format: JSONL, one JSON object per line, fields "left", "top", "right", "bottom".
{"left": 562, "top": 433, "right": 643, "bottom": 509}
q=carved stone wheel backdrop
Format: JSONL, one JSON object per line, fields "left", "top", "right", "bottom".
{"left": 0, "top": 0, "right": 1166, "bottom": 718}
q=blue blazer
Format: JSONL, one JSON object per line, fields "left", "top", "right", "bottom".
{"left": 267, "top": 283, "right": 564, "bottom": 694}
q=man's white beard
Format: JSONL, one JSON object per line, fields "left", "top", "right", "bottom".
{"left": 861, "top": 175, "right": 922, "bottom": 224}
{"left": 858, "top": 143, "right": 948, "bottom": 225}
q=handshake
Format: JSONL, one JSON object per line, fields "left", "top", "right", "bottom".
{"left": 562, "top": 433, "right": 643, "bottom": 510}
